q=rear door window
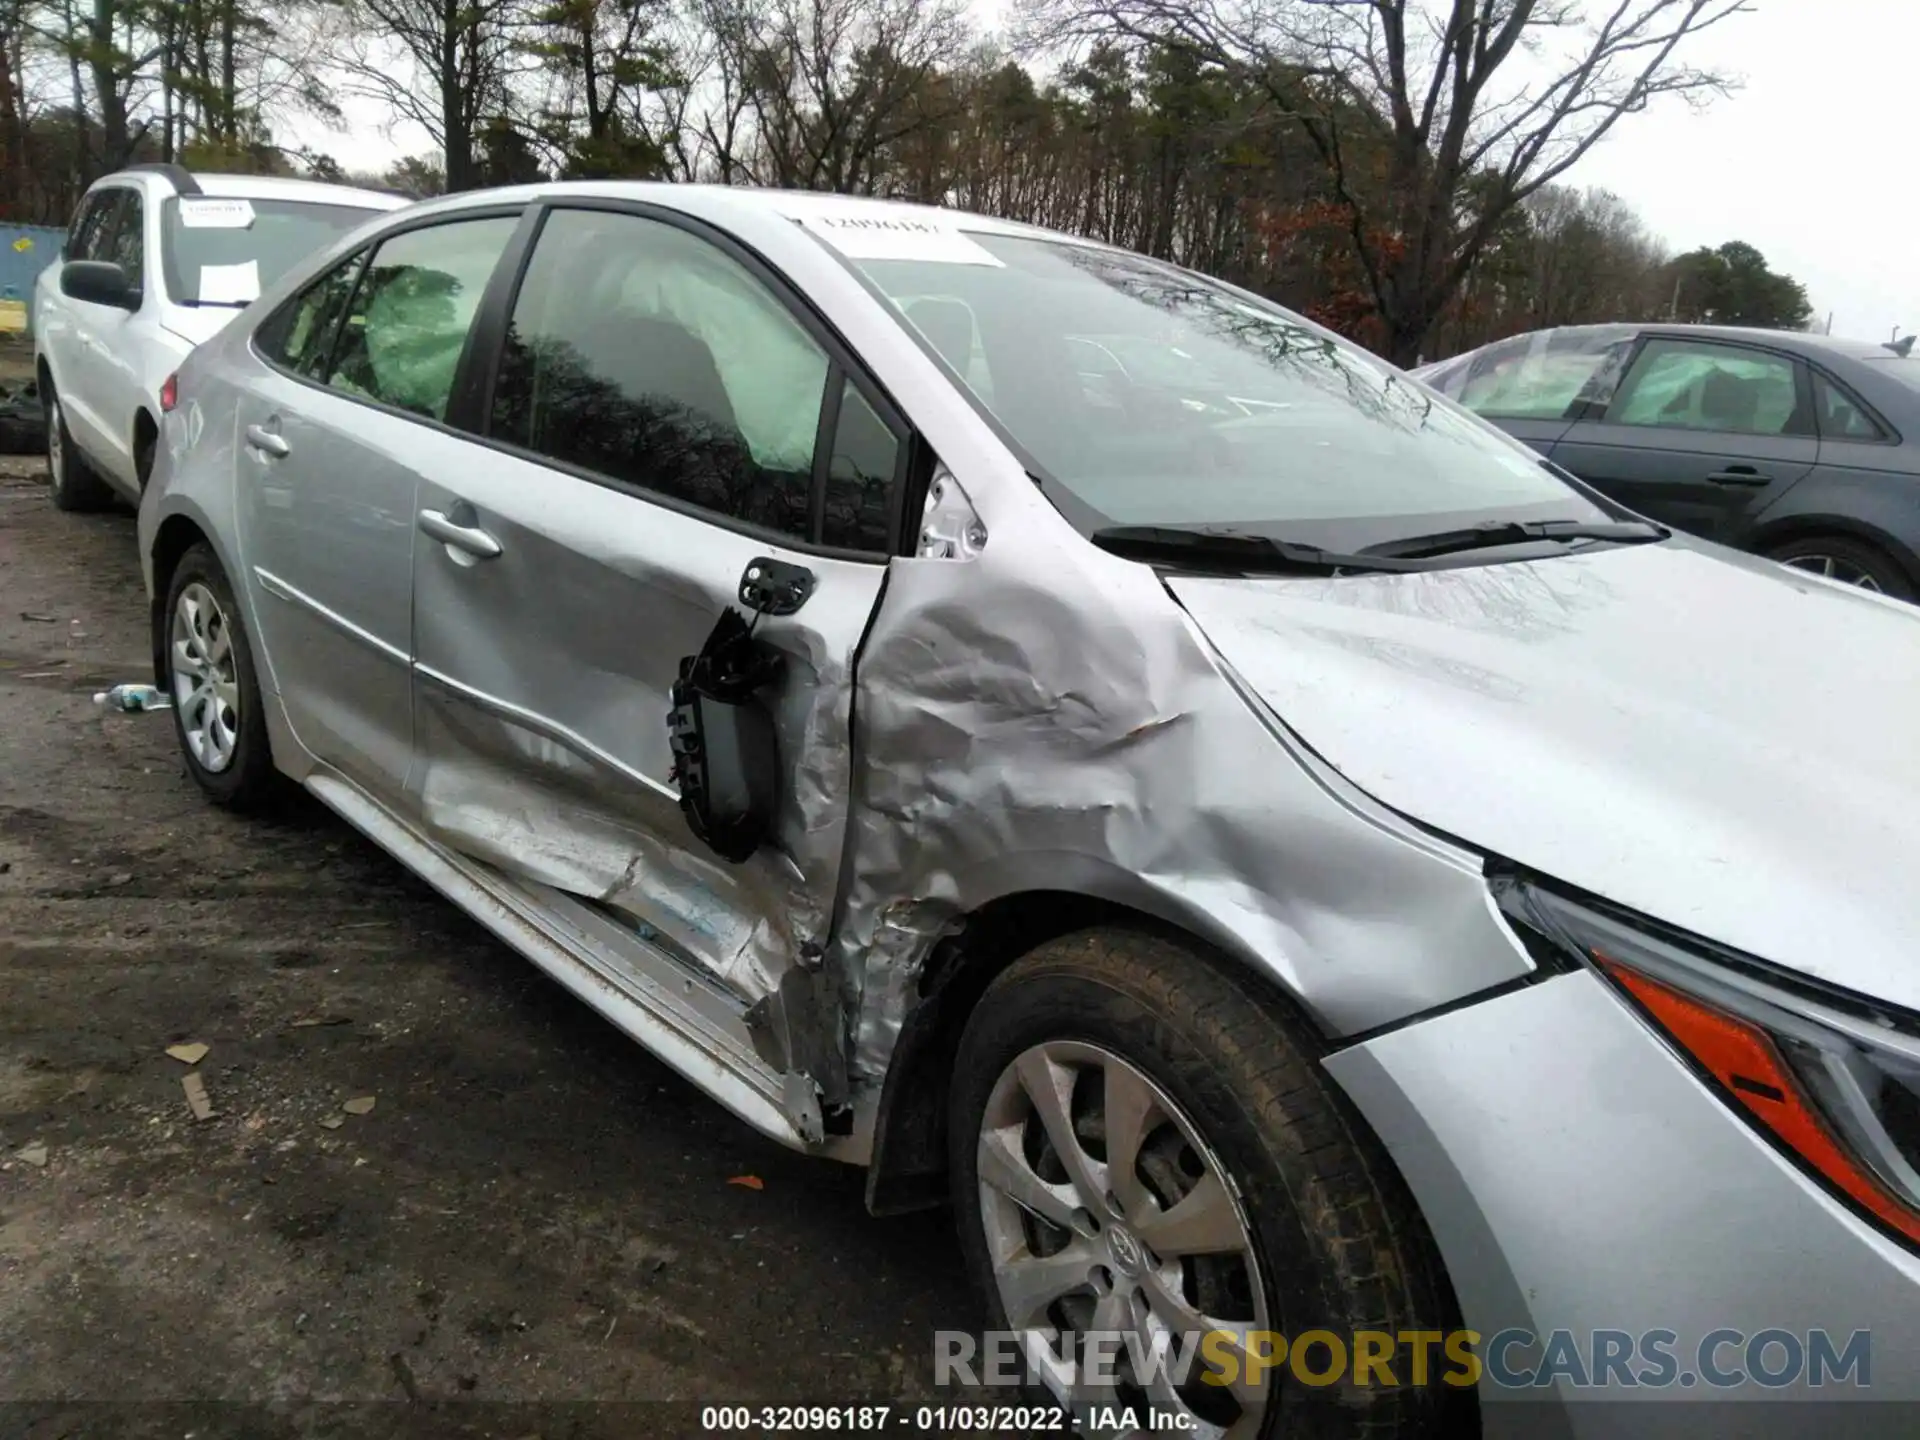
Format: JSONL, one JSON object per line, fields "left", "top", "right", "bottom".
{"left": 323, "top": 216, "right": 519, "bottom": 422}
{"left": 1607, "top": 339, "right": 1808, "bottom": 436}
{"left": 256, "top": 250, "right": 370, "bottom": 379}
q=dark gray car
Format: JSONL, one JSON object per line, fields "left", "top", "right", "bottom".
{"left": 1416, "top": 323, "right": 1920, "bottom": 597}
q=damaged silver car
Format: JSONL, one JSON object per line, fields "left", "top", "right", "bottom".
{"left": 139, "top": 185, "right": 1920, "bottom": 1439}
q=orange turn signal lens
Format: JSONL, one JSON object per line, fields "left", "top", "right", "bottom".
{"left": 1601, "top": 956, "right": 1920, "bottom": 1245}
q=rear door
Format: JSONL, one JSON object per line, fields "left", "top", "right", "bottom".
{"left": 407, "top": 202, "right": 908, "bottom": 1003}
{"left": 1550, "top": 335, "right": 1819, "bottom": 541}
{"left": 235, "top": 208, "right": 524, "bottom": 803}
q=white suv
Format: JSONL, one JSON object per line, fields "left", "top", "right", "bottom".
{"left": 34, "top": 163, "right": 407, "bottom": 510}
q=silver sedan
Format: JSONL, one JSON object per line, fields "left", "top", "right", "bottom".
{"left": 136, "top": 182, "right": 1920, "bottom": 1439}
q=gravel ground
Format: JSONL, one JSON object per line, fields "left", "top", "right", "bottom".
{"left": 0, "top": 454, "right": 979, "bottom": 1436}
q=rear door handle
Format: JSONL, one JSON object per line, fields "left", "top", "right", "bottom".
{"left": 1706, "top": 466, "right": 1770, "bottom": 486}
{"left": 244, "top": 424, "right": 289, "bottom": 458}
{"left": 418, "top": 508, "right": 502, "bottom": 560}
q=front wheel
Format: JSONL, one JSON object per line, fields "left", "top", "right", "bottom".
{"left": 949, "top": 929, "right": 1466, "bottom": 1439}
{"left": 162, "top": 542, "right": 279, "bottom": 809}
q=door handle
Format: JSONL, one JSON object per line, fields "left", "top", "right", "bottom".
{"left": 418, "top": 508, "right": 502, "bottom": 559}
{"left": 244, "top": 424, "right": 289, "bottom": 458}
{"left": 1706, "top": 466, "right": 1770, "bottom": 486}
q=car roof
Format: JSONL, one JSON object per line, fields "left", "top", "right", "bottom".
{"left": 399, "top": 179, "right": 1099, "bottom": 246}
{"left": 100, "top": 164, "right": 408, "bottom": 212}
{"left": 1442, "top": 321, "right": 1899, "bottom": 363}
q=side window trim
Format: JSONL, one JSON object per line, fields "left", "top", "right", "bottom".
{"left": 469, "top": 197, "right": 918, "bottom": 559}
{"left": 308, "top": 248, "right": 373, "bottom": 383}
{"left": 246, "top": 204, "right": 528, "bottom": 440}
{"left": 1810, "top": 367, "right": 1899, "bottom": 445}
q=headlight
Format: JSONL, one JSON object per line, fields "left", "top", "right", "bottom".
{"left": 1497, "top": 876, "right": 1920, "bottom": 1249}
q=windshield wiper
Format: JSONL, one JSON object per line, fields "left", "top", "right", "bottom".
{"left": 1359, "top": 518, "right": 1667, "bottom": 561}
{"left": 175, "top": 297, "right": 250, "bottom": 309}
{"left": 1089, "top": 524, "right": 1423, "bottom": 575}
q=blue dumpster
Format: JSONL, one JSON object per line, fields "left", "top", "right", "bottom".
{"left": 0, "top": 224, "right": 67, "bottom": 336}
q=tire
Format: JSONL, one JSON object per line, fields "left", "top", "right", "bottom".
{"left": 161, "top": 542, "right": 279, "bottom": 809}
{"left": 949, "top": 928, "right": 1465, "bottom": 1440}
{"left": 1766, "top": 534, "right": 1914, "bottom": 600}
{"left": 45, "top": 382, "right": 116, "bottom": 512}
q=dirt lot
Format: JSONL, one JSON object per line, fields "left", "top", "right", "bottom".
{"left": 0, "top": 453, "right": 976, "bottom": 1434}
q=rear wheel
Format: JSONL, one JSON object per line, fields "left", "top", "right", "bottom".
{"left": 949, "top": 928, "right": 1465, "bottom": 1439}
{"left": 1767, "top": 535, "right": 1913, "bottom": 600}
{"left": 45, "top": 384, "right": 115, "bottom": 512}
{"left": 163, "top": 542, "right": 278, "bottom": 809}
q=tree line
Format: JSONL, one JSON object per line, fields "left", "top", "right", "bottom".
{"left": 0, "top": 0, "right": 1812, "bottom": 361}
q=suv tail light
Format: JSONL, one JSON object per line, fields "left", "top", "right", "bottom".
{"left": 159, "top": 373, "right": 178, "bottom": 413}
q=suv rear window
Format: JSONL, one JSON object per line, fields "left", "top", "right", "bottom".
{"left": 160, "top": 197, "right": 380, "bottom": 307}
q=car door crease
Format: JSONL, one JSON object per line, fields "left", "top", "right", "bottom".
{"left": 253, "top": 565, "right": 410, "bottom": 666}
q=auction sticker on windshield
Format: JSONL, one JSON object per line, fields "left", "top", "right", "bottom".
{"left": 797, "top": 210, "right": 1004, "bottom": 267}
{"left": 178, "top": 198, "right": 256, "bottom": 229}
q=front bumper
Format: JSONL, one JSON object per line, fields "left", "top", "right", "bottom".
{"left": 1326, "top": 970, "right": 1920, "bottom": 1439}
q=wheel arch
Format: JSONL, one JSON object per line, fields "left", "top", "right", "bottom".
{"left": 132, "top": 407, "right": 159, "bottom": 487}
{"left": 147, "top": 510, "right": 219, "bottom": 687}
{"left": 1747, "top": 510, "right": 1920, "bottom": 589}
{"left": 863, "top": 887, "right": 1337, "bottom": 1218}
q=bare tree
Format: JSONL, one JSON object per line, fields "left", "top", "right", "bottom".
{"left": 1019, "top": 0, "right": 1752, "bottom": 363}
{"left": 730, "top": 0, "right": 970, "bottom": 193}
{"left": 334, "top": 0, "right": 527, "bottom": 190}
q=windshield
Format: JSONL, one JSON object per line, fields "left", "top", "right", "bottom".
{"left": 161, "top": 196, "right": 380, "bottom": 307}
{"left": 838, "top": 231, "right": 1610, "bottom": 549}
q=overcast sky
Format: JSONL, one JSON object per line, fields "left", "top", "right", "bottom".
{"left": 287, "top": 0, "right": 1911, "bottom": 343}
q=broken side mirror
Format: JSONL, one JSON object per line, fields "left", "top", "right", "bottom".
{"left": 667, "top": 606, "right": 785, "bottom": 864}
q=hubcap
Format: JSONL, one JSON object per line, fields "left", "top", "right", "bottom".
{"left": 170, "top": 583, "right": 241, "bottom": 773}
{"left": 976, "top": 1042, "right": 1269, "bottom": 1438}
{"left": 1781, "top": 554, "right": 1884, "bottom": 592}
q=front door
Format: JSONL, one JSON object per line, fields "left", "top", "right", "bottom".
{"left": 407, "top": 204, "right": 907, "bottom": 1003}
{"left": 1550, "top": 335, "right": 1818, "bottom": 542}
{"left": 234, "top": 210, "right": 522, "bottom": 802}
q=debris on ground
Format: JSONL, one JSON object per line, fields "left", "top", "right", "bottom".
{"left": 726, "top": 1174, "right": 764, "bottom": 1190}
{"left": 19, "top": 611, "right": 55, "bottom": 623}
{"left": 16, "top": 1142, "right": 49, "bottom": 1168}
{"left": 288, "top": 1014, "right": 352, "bottom": 1029}
{"left": 0, "top": 381, "right": 44, "bottom": 456}
{"left": 342, "top": 1095, "right": 376, "bottom": 1116}
{"left": 94, "top": 683, "right": 172, "bottom": 713}
{"left": 182, "top": 1072, "right": 215, "bottom": 1121}
{"left": 319, "top": 1115, "right": 345, "bottom": 1130}
{"left": 165, "top": 1042, "right": 210, "bottom": 1065}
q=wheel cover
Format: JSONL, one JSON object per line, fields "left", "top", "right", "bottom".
{"left": 46, "top": 396, "right": 61, "bottom": 482}
{"left": 170, "top": 582, "right": 241, "bottom": 773}
{"left": 977, "top": 1041, "right": 1271, "bottom": 1438}
{"left": 1781, "top": 553, "right": 1884, "bottom": 592}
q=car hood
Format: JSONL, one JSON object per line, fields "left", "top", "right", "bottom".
{"left": 1168, "top": 539, "right": 1920, "bottom": 1009}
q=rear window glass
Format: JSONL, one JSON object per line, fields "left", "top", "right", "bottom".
{"left": 160, "top": 197, "right": 381, "bottom": 308}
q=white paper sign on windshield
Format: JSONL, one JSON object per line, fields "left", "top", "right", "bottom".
{"left": 198, "top": 260, "right": 260, "bottom": 304}
{"left": 797, "top": 211, "right": 1004, "bottom": 267}
{"left": 178, "top": 198, "right": 256, "bottom": 230}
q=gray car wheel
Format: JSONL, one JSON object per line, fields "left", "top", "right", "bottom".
{"left": 45, "top": 385, "right": 115, "bottom": 513}
{"left": 162, "top": 542, "right": 278, "bottom": 809}
{"left": 949, "top": 929, "right": 1467, "bottom": 1440}
{"left": 1767, "top": 535, "right": 1914, "bottom": 600}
